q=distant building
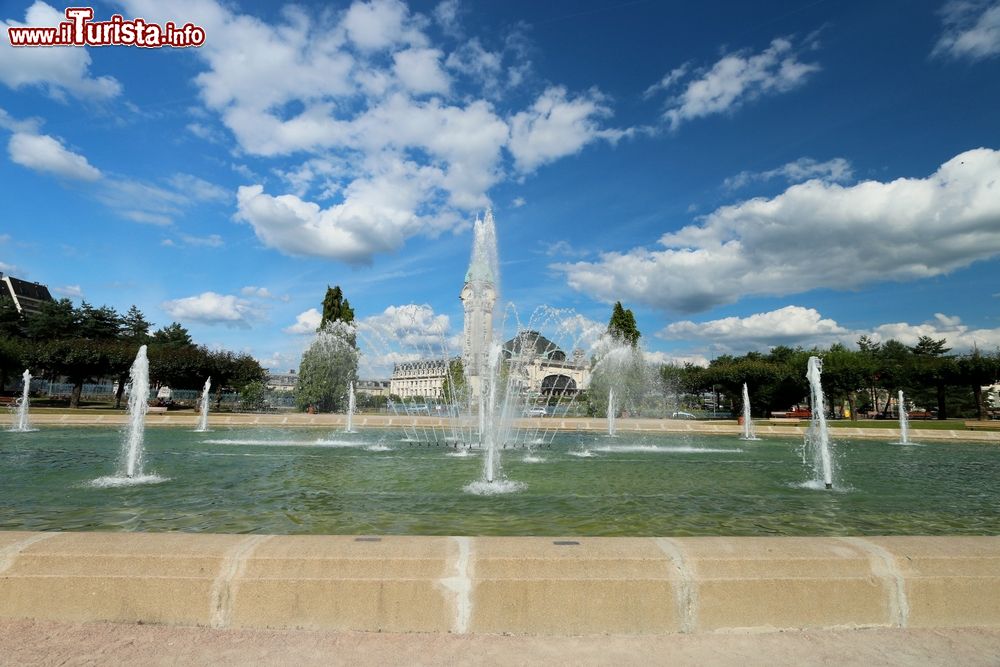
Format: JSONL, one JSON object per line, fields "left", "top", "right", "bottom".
{"left": 502, "top": 330, "right": 590, "bottom": 396}
{"left": 390, "top": 359, "right": 454, "bottom": 399}
{"left": 357, "top": 379, "right": 390, "bottom": 397}
{"left": 0, "top": 273, "right": 53, "bottom": 317}
{"left": 266, "top": 370, "right": 299, "bottom": 392}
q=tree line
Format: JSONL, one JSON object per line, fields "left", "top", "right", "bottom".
{"left": 0, "top": 297, "right": 266, "bottom": 408}
{"left": 660, "top": 336, "right": 1000, "bottom": 420}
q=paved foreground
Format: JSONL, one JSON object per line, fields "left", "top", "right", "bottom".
{"left": 2, "top": 620, "right": 999, "bottom": 666}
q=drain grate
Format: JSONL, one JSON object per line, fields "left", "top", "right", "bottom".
{"left": 354, "top": 537, "right": 382, "bottom": 542}
{"left": 553, "top": 540, "right": 580, "bottom": 546}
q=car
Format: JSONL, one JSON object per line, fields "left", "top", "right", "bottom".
{"left": 525, "top": 407, "right": 548, "bottom": 417}
{"left": 671, "top": 411, "right": 696, "bottom": 419}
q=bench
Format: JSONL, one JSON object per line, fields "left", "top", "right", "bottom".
{"left": 148, "top": 406, "right": 168, "bottom": 414}
{"left": 965, "top": 420, "right": 1000, "bottom": 431}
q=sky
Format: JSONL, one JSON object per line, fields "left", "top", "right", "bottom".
{"left": 1, "top": 0, "right": 999, "bottom": 374}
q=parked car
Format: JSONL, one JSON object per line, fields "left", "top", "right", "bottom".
{"left": 525, "top": 407, "right": 548, "bottom": 417}
{"left": 671, "top": 411, "right": 696, "bottom": 419}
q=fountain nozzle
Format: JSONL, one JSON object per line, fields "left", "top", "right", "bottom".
{"left": 825, "top": 482, "right": 832, "bottom": 490}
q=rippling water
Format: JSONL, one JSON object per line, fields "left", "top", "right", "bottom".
{"left": 1, "top": 427, "right": 998, "bottom": 536}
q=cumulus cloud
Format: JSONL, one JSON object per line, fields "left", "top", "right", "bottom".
{"left": 660, "top": 306, "right": 1000, "bottom": 355}
{"left": 393, "top": 47, "right": 450, "bottom": 94}
{"left": 559, "top": 148, "right": 1000, "bottom": 313}
{"left": 161, "top": 291, "right": 262, "bottom": 328}
{"left": 119, "top": 0, "right": 623, "bottom": 264}
{"left": 661, "top": 306, "right": 849, "bottom": 349}
{"left": 723, "top": 157, "right": 852, "bottom": 191}
{"left": 8, "top": 132, "right": 101, "bottom": 181}
{"left": 241, "top": 286, "right": 273, "bottom": 299}
{"left": 357, "top": 303, "right": 451, "bottom": 349}
{"left": 508, "top": 86, "right": 622, "bottom": 173}
{"left": 284, "top": 308, "right": 323, "bottom": 334}
{"left": 648, "top": 37, "right": 819, "bottom": 130}
{"left": 933, "top": 0, "right": 1000, "bottom": 61}
{"left": 0, "top": 1, "right": 122, "bottom": 101}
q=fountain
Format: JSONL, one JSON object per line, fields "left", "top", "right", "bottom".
{"left": 93, "top": 345, "right": 164, "bottom": 486}
{"left": 9, "top": 369, "right": 34, "bottom": 432}
{"left": 740, "top": 383, "right": 759, "bottom": 441}
{"left": 194, "top": 377, "right": 211, "bottom": 432}
{"left": 607, "top": 387, "right": 617, "bottom": 437}
{"left": 122, "top": 345, "right": 150, "bottom": 478}
{"left": 897, "top": 390, "right": 910, "bottom": 445}
{"left": 345, "top": 381, "right": 356, "bottom": 433}
{"left": 804, "top": 356, "right": 834, "bottom": 489}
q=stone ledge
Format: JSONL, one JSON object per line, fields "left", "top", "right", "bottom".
{"left": 3, "top": 413, "right": 999, "bottom": 442}
{"left": 1, "top": 533, "right": 999, "bottom": 635}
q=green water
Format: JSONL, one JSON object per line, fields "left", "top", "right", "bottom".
{"left": 1, "top": 427, "right": 998, "bottom": 536}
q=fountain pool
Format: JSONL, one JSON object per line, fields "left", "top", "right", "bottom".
{"left": 2, "top": 426, "right": 998, "bottom": 536}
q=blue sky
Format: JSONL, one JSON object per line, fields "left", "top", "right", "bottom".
{"left": 1, "top": 0, "right": 999, "bottom": 372}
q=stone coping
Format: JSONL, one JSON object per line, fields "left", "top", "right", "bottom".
{"left": 2, "top": 413, "right": 999, "bottom": 442}
{"left": 1, "top": 532, "right": 999, "bottom": 635}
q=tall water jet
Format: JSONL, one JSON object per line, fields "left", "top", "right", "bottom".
{"left": 740, "top": 383, "right": 759, "bottom": 441}
{"left": 805, "top": 356, "right": 834, "bottom": 489}
{"left": 345, "top": 381, "right": 356, "bottom": 433}
{"left": 194, "top": 377, "right": 211, "bottom": 432}
{"left": 122, "top": 345, "right": 150, "bottom": 479}
{"left": 897, "top": 390, "right": 910, "bottom": 445}
{"left": 481, "top": 342, "right": 503, "bottom": 484}
{"left": 607, "top": 387, "right": 617, "bottom": 437}
{"left": 10, "top": 369, "right": 33, "bottom": 432}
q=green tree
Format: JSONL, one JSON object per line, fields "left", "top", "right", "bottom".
{"left": 321, "top": 285, "right": 355, "bottom": 328}
{"left": 23, "top": 298, "right": 76, "bottom": 340}
{"left": 956, "top": 349, "right": 1000, "bottom": 421}
{"left": 440, "top": 358, "right": 467, "bottom": 405}
{"left": 909, "top": 336, "right": 954, "bottom": 419}
{"left": 607, "top": 301, "right": 640, "bottom": 347}
{"left": 296, "top": 322, "right": 359, "bottom": 412}
{"left": 152, "top": 322, "right": 194, "bottom": 348}
{"left": 113, "top": 306, "right": 153, "bottom": 409}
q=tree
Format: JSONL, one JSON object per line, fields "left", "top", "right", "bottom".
{"left": 910, "top": 336, "right": 954, "bottom": 419}
{"left": 607, "top": 301, "right": 640, "bottom": 347}
{"left": 23, "top": 298, "right": 75, "bottom": 340}
{"left": 321, "top": 285, "right": 355, "bottom": 328}
{"left": 296, "top": 322, "right": 359, "bottom": 412}
{"left": 440, "top": 358, "right": 467, "bottom": 405}
{"left": 152, "top": 322, "right": 194, "bottom": 348}
{"left": 113, "top": 306, "right": 153, "bottom": 409}
{"left": 956, "top": 349, "right": 1000, "bottom": 420}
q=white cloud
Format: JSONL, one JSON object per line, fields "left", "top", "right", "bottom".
{"left": 933, "top": 0, "right": 1000, "bottom": 61}
{"left": 433, "top": 0, "right": 461, "bottom": 36}
{"left": 120, "top": 0, "right": 622, "bottom": 264}
{"left": 508, "top": 86, "right": 621, "bottom": 173}
{"left": 53, "top": 284, "right": 83, "bottom": 298}
{"left": 241, "top": 286, "right": 273, "bottom": 299}
{"left": 8, "top": 132, "right": 101, "bottom": 181}
{"left": 342, "top": 0, "right": 425, "bottom": 51}
{"left": 98, "top": 173, "right": 227, "bottom": 226}
{"left": 354, "top": 303, "right": 454, "bottom": 376}
{"left": 0, "top": 1, "right": 122, "bottom": 101}
{"left": 724, "top": 157, "right": 852, "bottom": 190}
{"left": 511, "top": 196, "right": 526, "bottom": 208}
{"left": 660, "top": 306, "right": 1000, "bottom": 355}
{"left": 661, "top": 306, "right": 849, "bottom": 349}
{"left": 357, "top": 303, "right": 451, "bottom": 349}
{"left": 0, "top": 261, "right": 17, "bottom": 273}
{"left": 559, "top": 148, "right": 1000, "bottom": 313}
{"left": 393, "top": 47, "right": 450, "bottom": 94}
{"left": 163, "top": 233, "right": 225, "bottom": 247}
{"left": 650, "top": 37, "right": 819, "bottom": 130}
{"left": 161, "top": 291, "right": 262, "bottom": 328}
{"left": 643, "top": 350, "right": 710, "bottom": 368}
{"left": 284, "top": 308, "right": 323, "bottom": 334}
{"left": 167, "top": 174, "right": 230, "bottom": 203}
